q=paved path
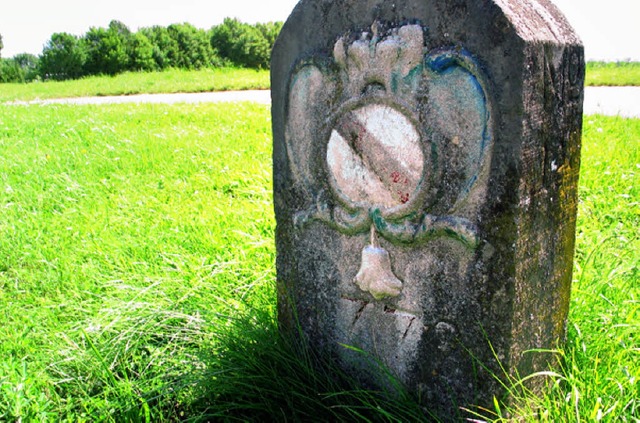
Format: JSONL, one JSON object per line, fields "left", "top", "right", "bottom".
{"left": 8, "top": 90, "right": 272, "bottom": 106}
{"left": 583, "top": 87, "right": 640, "bottom": 118}
{"left": 7, "top": 87, "right": 639, "bottom": 117}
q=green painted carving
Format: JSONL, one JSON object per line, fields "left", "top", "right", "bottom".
{"left": 285, "top": 21, "right": 494, "bottom": 299}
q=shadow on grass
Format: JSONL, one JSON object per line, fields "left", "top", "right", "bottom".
{"left": 186, "top": 307, "right": 599, "bottom": 422}
{"left": 49, "top": 295, "right": 571, "bottom": 422}
{"left": 185, "top": 307, "right": 433, "bottom": 422}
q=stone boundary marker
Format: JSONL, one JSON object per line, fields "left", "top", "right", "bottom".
{"left": 271, "top": 0, "right": 584, "bottom": 420}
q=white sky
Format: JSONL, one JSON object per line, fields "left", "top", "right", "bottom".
{"left": 0, "top": 0, "right": 638, "bottom": 61}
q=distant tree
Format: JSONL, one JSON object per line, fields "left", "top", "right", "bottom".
{"left": 83, "top": 25, "right": 129, "bottom": 75}
{"left": 13, "top": 53, "right": 40, "bottom": 81}
{"left": 0, "top": 33, "right": 3, "bottom": 58}
{"left": 127, "top": 32, "right": 156, "bottom": 71}
{"left": 39, "top": 32, "right": 86, "bottom": 80}
{"left": 0, "top": 54, "right": 39, "bottom": 83}
{"left": 108, "top": 20, "right": 132, "bottom": 38}
{"left": 255, "top": 21, "right": 283, "bottom": 48}
{"left": 0, "top": 59, "right": 22, "bottom": 82}
{"left": 210, "top": 18, "right": 272, "bottom": 69}
{"left": 140, "top": 26, "right": 180, "bottom": 69}
{"left": 167, "top": 23, "right": 220, "bottom": 69}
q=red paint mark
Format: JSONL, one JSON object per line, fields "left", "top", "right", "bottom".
{"left": 391, "top": 171, "right": 410, "bottom": 186}
{"left": 399, "top": 192, "right": 410, "bottom": 204}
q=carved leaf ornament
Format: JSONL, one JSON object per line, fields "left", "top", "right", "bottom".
{"left": 286, "top": 22, "right": 493, "bottom": 300}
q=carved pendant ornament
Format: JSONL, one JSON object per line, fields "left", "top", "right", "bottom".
{"left": 286, "top": 22, "right": 493, "bottom": 301}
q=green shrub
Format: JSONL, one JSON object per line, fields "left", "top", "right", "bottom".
{"left": 211, "top": 18, "right": 280, "bottom": 69}
{"left": 127, "top": 33, "right": 156, "bottom": 72}
{"left": 12, "top": 54, "right": 39, "bottom": 82}
{"left": 2, "top": 19, "right": 282, "bottom": 84}
{"left": 166, "top": 23, "right": 222, "bottom": 69}
{"left": 38, "top": 32, "right": 87, "bottom": 80}
{"left": 0, "top": 55, "right": 40, "bottom": 83}
{"left": 139, "top": 26, "right": 180, "bottom": 70}
{"left": 83, "top": 23, "right": 130, "bottom": 76}
{"left": 0, "top": 58, "right": 23, "bottom": 83}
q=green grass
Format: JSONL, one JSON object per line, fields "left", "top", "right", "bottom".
{"left": 0, "top": 61, "right": 637, "bottom": 104}
{"left": 0, "top": 67, "right": 270, "bottom": 103}
{"left": 0, "top": 102, "right": 275, "bottom": 420}
{"left": 586, "top": 61, "right": 640, "bottom": 86}
{"left": 0, "top": 103, "right": 637, "bottom": 421}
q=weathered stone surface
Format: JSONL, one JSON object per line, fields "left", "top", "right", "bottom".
{"left": 271, "top": 0, "right": 584, "bottom": 419}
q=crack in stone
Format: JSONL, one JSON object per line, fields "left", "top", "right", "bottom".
{"left": 402, "top": 317, "right": 417, "bottom": 341}
{"left": 342, "top": 296, "right": 420, "bottom": 326}
{"left": 347, "top": 299, "right": 369, "bottom": 327}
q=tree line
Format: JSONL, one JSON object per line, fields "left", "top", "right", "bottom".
{"left": 0, "top": 18, "right": 282, "bottom": 83}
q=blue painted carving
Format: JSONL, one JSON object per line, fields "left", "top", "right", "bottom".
{"left": 285, "top": 22, "right": 493, "bottom": 250}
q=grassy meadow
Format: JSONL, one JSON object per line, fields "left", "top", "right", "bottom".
{"left": 0, "top": 102, "right": 277, "bottom": 420}
{"left": 0, "top": 67, "right": 270, "bottom": 103}
{"left": 0, "top": 98, "right": 638, "bottom": 420}
{"left": 586, "top": 61, "right": 640, "bottom": 86}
